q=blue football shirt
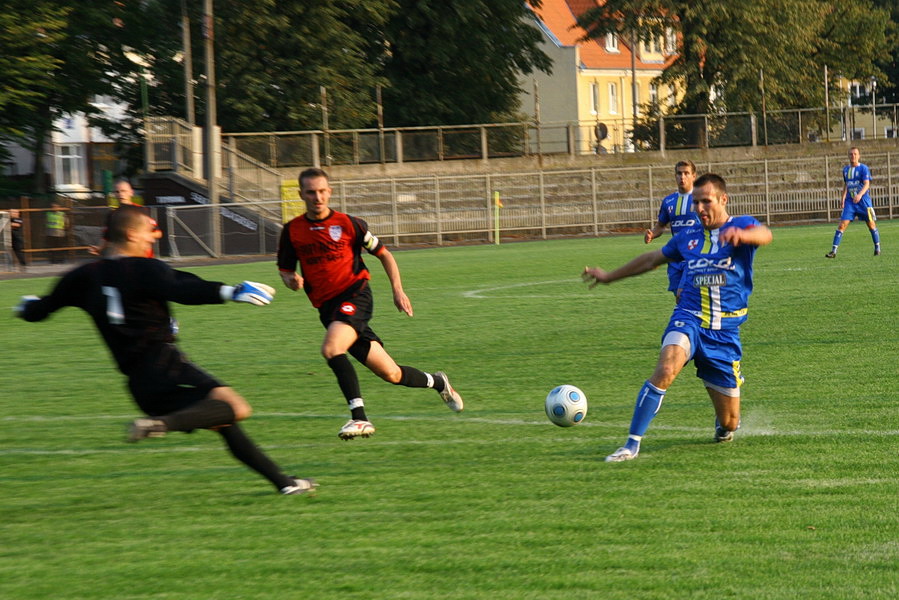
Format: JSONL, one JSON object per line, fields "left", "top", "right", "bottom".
{"left": 843, "top": 163, "right": 872, "bottom": 205}
{"left": 661, "top": 215, "right": 762, "bottom": 330}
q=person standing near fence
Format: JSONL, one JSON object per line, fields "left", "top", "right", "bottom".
{"left": 45, "top": 202, "right": 69, "bottom": 264}
{"left": 277, "top": 167, "right": 463, "bottom": 440}
{"left": 825, "top": 147, "right": 880, "bottom": 258}
{"left": 10, "top": 208, "right": 27, "bottom": 271}
{"left": 644, "top": 160, "right": 698, "bottom": 300}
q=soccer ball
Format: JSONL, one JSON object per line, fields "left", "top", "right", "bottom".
{"left": 544, "top": 385, "right": 588, "bottom": 427}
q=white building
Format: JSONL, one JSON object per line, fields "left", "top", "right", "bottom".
{"left": 2, "top": 97, "right": 131, "bottom": 199}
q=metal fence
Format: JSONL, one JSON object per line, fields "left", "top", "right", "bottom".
{"left": 219, "top": 104, "right": 899, "bottom": 168}
{"left": 146, "top": 116, "right": 283, "bottom": 204}
{"left": 146, "top": 151, "right": 898, "bottom": 257}
{"left": 6, "top": 151, "right": 896, "bottom": 267}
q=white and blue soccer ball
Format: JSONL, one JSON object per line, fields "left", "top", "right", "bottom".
{"left": 544, "top": 385, "right": 587, "bottom": 427}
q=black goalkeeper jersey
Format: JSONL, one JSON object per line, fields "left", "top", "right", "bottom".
{"left": 21, "top": 258, "right": 225, "bottom": 374}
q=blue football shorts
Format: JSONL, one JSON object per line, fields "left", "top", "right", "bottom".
{"left": 840, "top": 200, "right": 876, "bottom": 223}
{"left": 661, "top": 314, "right": 744, "bottom": 389}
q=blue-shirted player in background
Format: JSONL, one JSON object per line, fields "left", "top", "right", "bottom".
{"left": 644, "top": 160, "right": 698, "bottom": 301}
{"left": 583, "top": 173, "right": 773, "bottom": 462}
{"left": 826, "top": 147, "right": 880, "bottom": 258}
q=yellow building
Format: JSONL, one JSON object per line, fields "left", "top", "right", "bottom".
{"left": 521, "top": 0, "right": 679, "bottom": 153}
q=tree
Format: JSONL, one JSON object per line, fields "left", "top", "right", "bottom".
{"left": 380, "top": 0, "right": 552, "bottom": 126}
{"left": 576, "top": 0, "right": 893, "bottom": 114}
{"left": 0, "top": 0, "right": 137, "bottom": 191}
{"left": 0, "top": 3, "right": 68, "bottom": 164}
{"left": 209, "top": 0, "right": 394, "bottom": 132}
{"left": 869, "top": 0, "right": 899, "bottom": 103}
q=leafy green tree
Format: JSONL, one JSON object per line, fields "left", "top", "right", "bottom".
{"left": 0, "top": 5, "right": 68, "bottom": 136}
{"left": 380, "top": 0, "right": 552, "bottom": 126}
{"left": 870, "top": 0, "right": 899, "bottom": 103}
{"left": 1, "top": 1, "right": 135, "bottom": 191}
{"left": 0, "top": 3, "right": 68, "bottom": 165}
{"left": 206, "top": 0, "right": 394, "bottom": 132}
{"left": 576, "top": 0, "right": 893, "bottom": 114}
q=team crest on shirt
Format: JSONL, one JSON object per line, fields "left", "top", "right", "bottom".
{"left": 340, "top": 302, "right": 356, "bottom": 315}
{"left": 329, "top": 225, "right": 343, "bottom": 241}
{"left": 687, "top": 238, "right": 699, "bottom": 250}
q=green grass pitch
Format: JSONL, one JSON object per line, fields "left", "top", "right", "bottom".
{"left": 1, "top": 221, "right": 897, "bottom": 599}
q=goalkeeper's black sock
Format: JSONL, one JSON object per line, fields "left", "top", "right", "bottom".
{"left": 160, "top": 398, "right": 235, "bottom": 432}
{"left": 327, "top": 354, "right": 368, "bottom": 420}
{"left": 217, "top": 424, "right": 293, "bottom": 489}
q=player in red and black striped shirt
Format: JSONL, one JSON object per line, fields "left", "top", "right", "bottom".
{"left": 277, "top": 168, "right": 464, "bottom": 440}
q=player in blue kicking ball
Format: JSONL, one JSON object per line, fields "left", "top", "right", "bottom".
{"left": 583, "top": 173, "right": 773, "bottom": 462}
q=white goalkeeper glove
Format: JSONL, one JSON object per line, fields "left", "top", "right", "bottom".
{"left": 13, "top": 295, "right": 40, "bottom": 318}
{"left": 220, "top": 281, "right": 276, "bottom": 306}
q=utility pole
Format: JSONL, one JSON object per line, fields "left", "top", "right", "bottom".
{"left": 181, "top": 0, "right": 195, "bottom": 126}
{"left": 631, "top": 31, "right": 638, "bottom": 150}
{"left": 203, "top": 0, "right": 220, "bottom": 256}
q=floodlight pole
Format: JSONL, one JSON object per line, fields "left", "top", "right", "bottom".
{"left": 203, "top": 0, "right": 220, "bottom": 256}
{"left": 181, "top": 0, "right": 195, "bottom": 126}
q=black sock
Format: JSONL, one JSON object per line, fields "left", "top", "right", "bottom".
{"left": 218, "top": 424, "right": 293, "bottom": 490}
{"left": 327, "top": 354, "right": 367, "bottom": 420}
{"left": 160, "top": 398, "right": 235, "bottom": 432}
{"left": 398, "top": 366, "right": 437, "bottom": 389}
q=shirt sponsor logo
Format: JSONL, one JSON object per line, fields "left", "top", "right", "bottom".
{"left": 672, "top": 218, "right": 697, "bottom": 228}
{"left": 329, "top": 225, "right": 343, "bottom": 241}
{"left": 340, "top": 302, "right": 356, "bottom": 315}
{"left": 687, "top": 256, "right": 733, "bottom": 270}
{"left": 692, "top": 273, "right": 727, "bottom": 288}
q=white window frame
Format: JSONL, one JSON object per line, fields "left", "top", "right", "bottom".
{"left": 649, "top": 84, "right": 659, "bottom": 108}
{"left": 665, "top": 29, "right": 677, "bottom": 54}
{"left": 56, "top": 144, "right": 84, "bottom": 186}
{"left": 605, "top": 33, "right": 619, "bottom": 53}
{"left": 591, "top": 83, "right": 600, "bottom": 115}
{"left": 609, "top": 83, "right": 618, "bottom": 114}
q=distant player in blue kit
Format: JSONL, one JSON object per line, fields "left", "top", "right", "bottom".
{"left": 582, "top": 173, "right": 773, "bottom": 462}
{"left": 644, "top": 160, "right": 698, "bottom": 300}
{"left": 825, "top": 147, "right": 880, "bottom": 257}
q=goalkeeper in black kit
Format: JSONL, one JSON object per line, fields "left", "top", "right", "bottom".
{"left": 15, "top": 205, "right": 316, "bottom": 496}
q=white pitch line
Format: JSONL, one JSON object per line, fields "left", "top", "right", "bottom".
{"left": 4, "top": 413, "right": 899, "bottom": 458}
{"left": 462, "top": 278, "right": 580, "bottom": 299}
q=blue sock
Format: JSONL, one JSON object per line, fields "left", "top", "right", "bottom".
{"left": 624, "top": 381, "right": 666, "bottom": 453}
{"left": 831, "top": 230, "right": 843, "bottom": 252}
{"left": 871, "top": 228, "right": 880, "bottom": 249}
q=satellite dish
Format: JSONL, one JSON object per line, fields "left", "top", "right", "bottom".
{"left": 595, "top": 122, "right": 608, "bottom": 141}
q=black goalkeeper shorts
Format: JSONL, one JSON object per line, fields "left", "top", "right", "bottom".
{"left": 126, "top": 344, "right": 223, "bottom": 416}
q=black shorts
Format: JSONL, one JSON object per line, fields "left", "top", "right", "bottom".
{"left": 126, "top": 344, "right": 223, "bottom": 416}
{"left": 318, "top": 281, "right": 382, "bottom": 346}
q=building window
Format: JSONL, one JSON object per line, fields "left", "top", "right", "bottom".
{"left": 665, "top": 29, "right": 677, "bottom": 54}
{"left": 609, "top": 83, "right": 618, "bottom": 114}
{"left": 591, "top": 83, "right": 600, "bottom": 115}
{"left": 605, "top": 33, "right": 619, "bottom": 52}
{"left": 633, "top": 85, "right": 640, "bottom": 116}
{"left": 649, "top": 84, "right": 659, "bottom": 108}
{"left": 57, "top": 144, "right": 84, "bottom": 186}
